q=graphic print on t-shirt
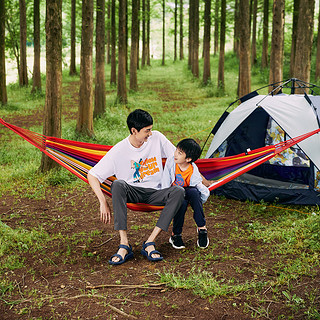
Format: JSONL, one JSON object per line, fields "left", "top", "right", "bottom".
{"left": 131, "top": 157, "right": 160, "bottom": 183}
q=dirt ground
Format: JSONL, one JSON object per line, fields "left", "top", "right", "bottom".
{"left": 1, "top": 82, "right": 320, "bottom": 319}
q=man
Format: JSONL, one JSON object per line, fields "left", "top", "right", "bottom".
{"left": 87, "top": 109, "right": 185, "bottom": 265}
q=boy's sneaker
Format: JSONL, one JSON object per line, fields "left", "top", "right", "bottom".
{"left": 169, "top": 235, "right": 185, "bottom": 249}
{"left": 197, "top": 229, "right": 209, "bottom": 249}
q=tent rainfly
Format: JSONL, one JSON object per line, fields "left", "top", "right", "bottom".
{"left": 205, "top": 78, "right": 320, "bottom": 205}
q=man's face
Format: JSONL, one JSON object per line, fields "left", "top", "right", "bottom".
{"left": 133, "top": 125, "right": 153, "bottom": 145}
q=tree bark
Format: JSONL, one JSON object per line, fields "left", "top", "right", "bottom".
{"left": 162, "top": 0, "right": 165, "bottom": 65}
{"left": 130, "top": 0, "right": 139, "bottom": 91}
{"left": 214, "top": 0, "right": 220, "bottom": 56}
{"left": 269, "top": 0, "right": 284, "bottom": 93}
{"left": 290, "top": 0, "right": 300, "bottom": 77}
{"left": 94, "top": 0, "right": 106, "bottom": 118}
{"left": 179, "top": 0, "right": 184, "bottom": 60}
{"left": 233, "top": 0, "right": 239, "bottom": 56}
{"left": 110, "top": 0, "right": 117, "bottom": 84}
{"left": 251, "top": 0, "right": 257, "bottom": 65}
{"left": 315, "top": 2, "right": 320, "bottom": 80}
{"left": 218, "top": 0, "right": 225, "bottom": 90}
{"left": 203, "top": 0, "right": 211, "bottom": 84}
{"left": 293, "top": 0, "right": 315, "bottom": 92}
{"left": 40, "top": 0, "right": 62, "bottom": 172}
{"left": 146, "top": 0, "right": 151, "bottom": 65}
{"left": 0, "top": 0, "right": 7, "bottom": 104}
{"left": 117, "top": 0, "right": 128, "bottom": 103}
{"left": 19, "top": 0, "right": 28, "bottom": 87}
{"left": 174, "top": 0, "right": 178, "bottom": 61}
{"left": 192, "top": 0, "right": 199, "bottom": 77}
{"left": 188, "top": 0, "right": 194, "bottom": 68}
{"left": 77, "top": 0, "right": 94, "bottom": 136}
{"left": 141, "top": 0, "right": 146, "bottom": 67}
{"left": 69, "top": 0, "right": 77, "bottom": 75}
{"left": 261, "top": 0, "right": 269, "bottom": 68}
{"left": 106, "top": 0, "right": 111, "bottom": 64}
{"left": 238, "top": 0, "right": 251, "bottom": 98}
{"left": 31, "top": 0, "right": 41, "bottom": 93}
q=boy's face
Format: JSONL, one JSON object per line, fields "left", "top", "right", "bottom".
{"left": 131, "top": 125, "right": 153, "bottom": 146}
{"left": 174, "top": 148, "right": 192, "bottom": 165}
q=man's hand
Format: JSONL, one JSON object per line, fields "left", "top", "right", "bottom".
{"left": 99, "top": 200, "right": 112, "bottom": 224}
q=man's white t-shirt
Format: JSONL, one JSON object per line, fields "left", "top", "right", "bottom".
{"left": 88, "top": 131, "right": 175, "bottom": 190}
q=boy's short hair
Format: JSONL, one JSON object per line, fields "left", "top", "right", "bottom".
{"left": 177, "top": 138, "right": 201, "bottom": 163}
{"left": 127, "top": 109, "right": 153, "bottom": 134}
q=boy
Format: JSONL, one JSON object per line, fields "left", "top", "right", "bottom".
{"left": 162, "top": 138, "right": 210, "bottom": 249}
{"left": 87, "top": 109, "right": 185, "bottom": 265}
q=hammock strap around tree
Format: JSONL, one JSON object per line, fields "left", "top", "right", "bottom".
{"left": 1, "top": 117, "right": 320, "bottom": 212}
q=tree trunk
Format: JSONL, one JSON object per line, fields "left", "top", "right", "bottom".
{"left": 19, "top": 0, "right": 28, "bottom": 87}
{"left": 110, "top": 0, "right": 117, "bottom": 84}
{"left": 106, "top": 0, "right": 111, "bottom": 64}
{"left": 315, "top": 2, "right": 320, "bottom": 80}
{"left": 233, "top": 0, "right": 239, "bottom": 56}
{"left": 290, "top": 0, "right": 300, "bottom": 77}
{"left": 269, "top": 0, "right": 284, "bottom": 93}
{"left": 130, "top": 0, "right": 139, "bottom": 91}
{"left": 0, "top": 0, "right": 7, "bottom": 104}
{"left": 117, "top": 0, "right": 127, "bottom": 103}
{"left": 179, "top": 0, "right": 184, "bottom": 60}
{"left": 192, "top": 0, "right": 199, "bottom": 77}
{"left": 188, "top": 0, "right": 194, "bottom": 68}
{"left": 137, "top": 0, "right": 140, "bottom": 69}
{"left": 261, "top": 0, "right": 269, "bottom": 68}
{"left": 174, "top": 0, "right": 177, "bottom": 61}
{"left": 77, "top": 0, "right": 94, "bottom": 136}
{"left": 69, "top": 0, "right": 77, "bottom": 75}
{"left": 146, "top": 0, "right": 151, "bottom": 65}
{"left": 214, "top": 0, "right": 219, "bottom": 56}
{"left": 203, "top": 0, "right": 211, "bottom": 84}
{"left": 218, "top": 0, "right": 225, "bottom": 90}
{"left": 94, "top": 0, "right": 106, "bottom": 118}
{"left": 40, "top": 0, "right": 62, "bottom": 172}
{"left": 31, "top": 0, "right": 41, "bottom": 93}
{"left": 141, "top": 0, "right": 146, "bottom": 67}
{"left": 293, "top": 0, "right": 315, "bottom": 92}
{"left": 238, "top": 0, "right": 251, "bottom": 98}
{"left": 251, "top": 0, "right": 257, "bottom": 65}
{"left": 162, "top": 0, "right": 165, "bottom": 65}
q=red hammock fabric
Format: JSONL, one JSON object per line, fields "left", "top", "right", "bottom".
{"left": 1, "top": 117, "right": 320, "bottom": 211}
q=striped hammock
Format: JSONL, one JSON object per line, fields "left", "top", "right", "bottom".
{"left": 1, "top": 117, "right": 319, "bottom": 212}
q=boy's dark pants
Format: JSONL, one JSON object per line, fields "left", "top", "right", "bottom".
{"left": 172, "top": 186, "right": 206, "bottom": 235}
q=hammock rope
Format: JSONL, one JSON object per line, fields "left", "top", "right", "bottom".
{"left": 1, "top": 117, "right": 320, "bottom": 212}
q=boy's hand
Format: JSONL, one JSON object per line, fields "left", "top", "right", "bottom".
{"left": 201, "top": 174, "right": 211, "bottom": 187}
{"left": 100, "top": 200, "right": 112, "bottom": 224}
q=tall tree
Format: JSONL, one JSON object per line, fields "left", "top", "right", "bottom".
{"left": 233, "top": 0, "right": 239, "bottom": 56}
{"left": 251, "top": 0, "right": 257, "bottom": 65}
{"left": 106, "top": 0, "right": 111, "bottom": 64}
{"left": 188, "top": 0, "right": 194, "bottom": 68}
{"left": 141, "top": 0, "right": 146, "bottom": 67}
{"left": 315, "top": 2, "right": 320, "bottom": 80}
{"left": 214, "top": 0, "right": 219, "bottom": 56}
{"left": 110, "top": 0, "right": 117, "bottom": 84}
{"left": 40, "top": 0, "right": 62, "bottom": 171}
{"left": 69, "top": 0, "right": 77, "bottom": 75}
{"left": 130, "top": 0, "right": 139, "bottom": 90}
{"left": 191, "top": 0, "right": 199, "bottom": 77}
{"left": 31, "top": 0, "right": 41, "bottom": 93}
{"left": 202, "top": 0, "right": 211, "bottom": 84}
{"left": 162, "top": 0, "right": 165, "bottom": 65}
{"left": 146, "top": 0, "right": 151, "bottom": 65}
{"left": 118, "top": 0, "right": 127, "bottom": 103}
{"left": 179, "top": 0, "right": 184, "bottom": 60}
{"left": 218, "top": 0, "right": 225, "bottom": 90}
{"left": 19, "top": 0, "right": 28, "bottom": 86}
{"left": 174, "top": 0, "right": 178, "bottom": 61}
{"left": 137, "top": 0, "right": 140, "bottom": 69}
{"left": 290, "top": 0, "right": 300, "bottom": 77}
{"left": 94, "top": 0, "right": 106, "bottom": 118}
{"left": 261, "top": 0, "right": 269, "bottom": 68}
{"left": 269, "top": 0, "right": 284, "bottom": 92}
{"left": 238, "top": 0, "right": 251, "bottom": 97}
{"left": 0, "top": 0, "right": 7, "bottom": 104}
{"left": 293, "top": 0, "right": 315, "bottom": 90}
{"left": 77, "top": 0, "right": 94, "bottom": 136}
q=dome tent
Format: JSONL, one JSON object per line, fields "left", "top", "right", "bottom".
{"left": 205, "top": 79, "right": 320, "bottom": 205}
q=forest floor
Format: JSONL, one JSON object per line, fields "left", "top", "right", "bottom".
{"left": 1, "top": 79, "right": 320, "bottom": 320}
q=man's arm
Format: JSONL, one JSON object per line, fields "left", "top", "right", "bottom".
{"left": 87, "top": 173, "right": 112, "bottom": 224}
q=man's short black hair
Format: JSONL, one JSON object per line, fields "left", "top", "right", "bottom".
{"left": 176, "top": 138, "right": 201, "bottom": 163}
{"left": 127, "top": 109, "right": 153, "bottom": 134}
